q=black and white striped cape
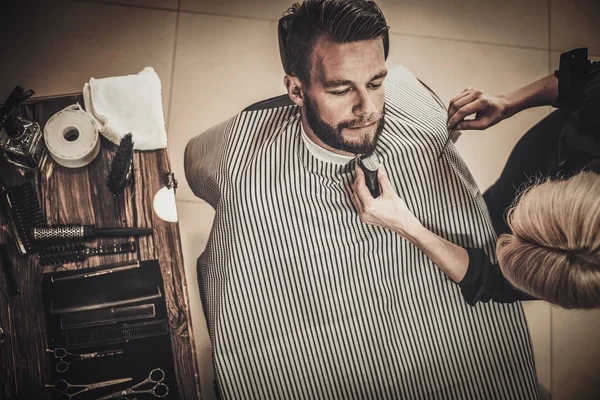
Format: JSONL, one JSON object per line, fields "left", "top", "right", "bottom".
{"left": 185, "top": 65, "right": 539, "bottom": 400}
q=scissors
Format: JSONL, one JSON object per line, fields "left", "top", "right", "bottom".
{"left": 45, "top": 377, "right": 132, "bottom": 400}
{"left": 47, "top": 348, "right": 124, "bottom": 373}
{"left": 95, "top": 368, "right": 169, "bottom": 400}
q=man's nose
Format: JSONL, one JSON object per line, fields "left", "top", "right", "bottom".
{"left": 353, "top": 88, "right": 377, "bottom": 117}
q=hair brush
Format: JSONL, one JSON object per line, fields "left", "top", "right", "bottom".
{"left": 0, "top": 175, "right": 46, "bottom": 255}
{"left": 106, "top": 133, "right": 134, "bottom": 195}
{"left": 38, "top": 241, "right": 136, "bottom": 266}
{"left": 32, "top": 224, "right": 153, "bottom": 241}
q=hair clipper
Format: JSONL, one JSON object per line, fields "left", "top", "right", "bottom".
{"left": 357, "top": 152, "right": 381, "bottom": 198}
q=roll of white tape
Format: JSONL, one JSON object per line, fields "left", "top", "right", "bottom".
{"left": 44, "top": 103, "right": 100, "bottom": 168}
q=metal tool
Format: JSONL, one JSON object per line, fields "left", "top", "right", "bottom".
{"left": 45, "top": 377, "right": 132, "bottom": 400}
{"left": 95, "top": 368, "right": 169, "bottom": 400}
{"left": 51, "top": 260, "right": 140, "bottom": 282}
{"left": 65, "top": 319, "right": 169, "bottom": 349}
{"left": 46, "top": 347, "right": 124, "bottom": 373}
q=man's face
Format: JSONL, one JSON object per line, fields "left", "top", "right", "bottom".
{"left": 302, "top": 37, "right": 387, "bottom": 155}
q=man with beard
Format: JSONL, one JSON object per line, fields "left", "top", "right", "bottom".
{"left": 185, "top": 1, "right": 539, "bottom": 399}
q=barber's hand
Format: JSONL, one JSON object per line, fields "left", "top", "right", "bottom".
{"left": 447, "top": 88, "right": 509, "bottom": 130}
{"left": 352, "top": 164, "right": 423, "bottom": 239}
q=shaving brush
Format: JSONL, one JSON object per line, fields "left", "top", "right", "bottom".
{"left": 106, "top": 133, "right": 134, "bottom": 195}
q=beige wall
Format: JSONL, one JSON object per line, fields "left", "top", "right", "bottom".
{"left": 3, "top": 1, "right": 600, "bottom": 399}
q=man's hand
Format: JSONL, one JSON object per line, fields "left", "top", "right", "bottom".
{"left": 352, "top": 164, "right": 422, "bottom": 240}
{"left": 447, "top": 88, "right": 510, "bottom": 130}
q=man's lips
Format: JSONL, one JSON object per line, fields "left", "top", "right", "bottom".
{"left": 347, "top": 122, "right": 377, "bottom": 130}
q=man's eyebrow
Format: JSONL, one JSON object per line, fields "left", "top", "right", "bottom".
{"left": 322, "top": 70, "right": 388, "bottom": 89}
{"left": 322, "top": 79, "right": 353, "bottom": 88}
{"left": 372, "top": 70, "right": 388, "bottom": 81}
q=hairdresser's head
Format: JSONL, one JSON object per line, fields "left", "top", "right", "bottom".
{"left": 497, "top": 171, "right": 600, "bottom": 309}
{"left": 283, "top": 0, "right": 389, "bottom": 155}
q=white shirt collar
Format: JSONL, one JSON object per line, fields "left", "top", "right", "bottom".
{"left": 299, "top": 122, "right": 355, "bottom": 166}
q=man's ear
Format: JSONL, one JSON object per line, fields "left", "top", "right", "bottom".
{"left": 284, "top": 75, "right": 304, "bottom": 107}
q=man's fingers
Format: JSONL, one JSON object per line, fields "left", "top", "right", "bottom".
{"left": 448, "top": 90, "right": 475, "bottom": 117}
{"left": 447, "top": 92, "right": 479, "bottom": 123}
{"left": 457, "top": 117, "right": 491, "bottom": 131}
{"left": 447, "top": 99, "right": 486, "bottom": 129}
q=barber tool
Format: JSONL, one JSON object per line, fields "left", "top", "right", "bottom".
{"left": 45, "top": 377, "right": 132, "bottom": 400}
{"left": 0, "top": 244, "right": 20, "bottom": 295}
{"left": 39, "top": 241, "right": 137, "bottom": 266}
{"left": 107, "top": 133, "right": 134, "bottom": 195}
{"left": 66, "top": 319, "right": 170, "bottom": 349}
{"left": 51, "top": 260, "right": 140, "bottom": 282}
{"left": 95, "top": 368, "right": 169, "bottom": 400}
{"left": 153, "top": 172, "right": 178, "bottom": 223}
{"left": 437, "top": 125, "right": 457, "bottom": 161}
{"left": 0, "top": 176, "right": 46, "bottom": 255}
{"left": 44, "top": 103, "right": 100, "bottom": 168}
{"left": 32, "top": 224, "right": 153, "bottom": 241}
{"left": 46, "top": 347, "right": 124, "bottom": 373}
{"left": 357, "top": 152, "right": 381, "bottom": 198}
{"left": 60, "top": 303, "right": 156, "bottom": 330}
{"left": 51, "top": 284, "right": 161, "bottom": 314}
{"left": 51, "top": 271, "right": 161, "bottom": 315}
{"left": 0, "top": 86, "right": 48, "bottom": 170}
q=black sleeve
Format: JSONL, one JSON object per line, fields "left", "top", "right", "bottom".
{"left": 552, "top": 48, "right": 597, "bottom": 109}
{"left": 457, "top": 248, "right": 537, "bottom": 306}
{"left": 552, "top": 48, "right": 600, "bottom": 162}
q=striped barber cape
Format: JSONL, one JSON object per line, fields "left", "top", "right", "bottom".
{"left": 184, "top": 65, "right": 539, "bottom": 400}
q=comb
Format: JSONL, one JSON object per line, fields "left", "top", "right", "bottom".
{"left": 0, "top": 175, "right": 46, "bottom": 255}
{"left": 39, "top": 241, "right": 137, "bottom": 266}
{"left": 65, "top": 319, "right": 170, "bottom": 349}
{"left": 60, "top": 303, "right": 156, "bottom": 330}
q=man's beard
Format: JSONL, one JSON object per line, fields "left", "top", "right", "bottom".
{"left": 304, "top": 94, "right": 385, "bottom": 155}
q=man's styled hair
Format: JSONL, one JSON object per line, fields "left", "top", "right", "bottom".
{"left": 283, "top": 0, "right": 389, "bottom": 85}
{"left": 497, "top": 171, "right": 600, "bottom": 309}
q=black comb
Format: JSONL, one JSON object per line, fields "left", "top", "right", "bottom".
{"left": 39, "top": 241, "right": 137, "bottom": 266}
{"left": 65, "top": 319, "right": 170, "bottom": 349}
{"left": 60, "top": 303, "right": 156, "bottom": 330}
{"left": 0, "top": 175, "right": 46, "bottom": 255}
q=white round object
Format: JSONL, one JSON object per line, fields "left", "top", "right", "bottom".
{"left": 153, "top": 186, "right": 178, "bottom": 222}
{"left": 44, "top": 104, "right": 100, "bottom": 168}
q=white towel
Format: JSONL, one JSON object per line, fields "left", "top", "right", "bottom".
{"left": 83, "top": 67, "right": 167, "bottom": 150}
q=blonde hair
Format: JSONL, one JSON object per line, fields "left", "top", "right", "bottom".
{"left": 496, "top": 171, "right": 600, "bottom": 309}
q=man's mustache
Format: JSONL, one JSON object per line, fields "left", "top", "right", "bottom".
{"left": 337, "top": 111, "right": 385, "bottom": 130}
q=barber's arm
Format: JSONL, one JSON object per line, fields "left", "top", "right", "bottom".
{"left": 352, "top": 165, "right": 535, "bottom": 305}
{"left": 446, "top": 48, "right": 598, "bottom": 131}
